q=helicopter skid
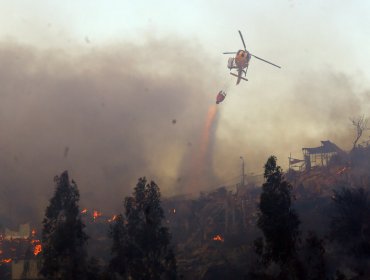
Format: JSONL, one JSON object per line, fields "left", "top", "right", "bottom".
{"left": 230, "top": 72, "right": 248, "bottom": 82}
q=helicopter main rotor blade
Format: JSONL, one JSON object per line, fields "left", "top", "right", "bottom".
{"left": 251, "top": 54, "right": 281, "bottom": 68}
{"left": 238, "top": 30, "right": 247, "bottom": 51}
{"left": 223, "top": 52, "right": 237, "bottom": 54}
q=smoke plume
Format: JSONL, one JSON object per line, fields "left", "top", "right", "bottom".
{"left": 0, "top": 38, "right": 221, "bottom": 224}
{"left": 0, "top": 37, "right": 369, "bottom": 225}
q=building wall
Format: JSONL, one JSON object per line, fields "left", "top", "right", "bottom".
{"left": 5, "top": 224, "right": 30, "bottom": 240}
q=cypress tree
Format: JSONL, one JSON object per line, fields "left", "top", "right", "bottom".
{"left": 41, "top": 171, "right": 88, "bottom": 280}
{"left": 110, "top": 177, "right": 177, "bottom": 279}
{"left": 253, "top": 156, "right": 302, "bottom": 280}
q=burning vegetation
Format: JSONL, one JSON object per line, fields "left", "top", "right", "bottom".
{"left": 212, "top": 234, "right": 224, "bottom": 242}
{"left": 92, "top": 210, "right": 103, "bottom": 221}
{"left": 1, "top": 140, "right": 370, "bottom": 279}
{"left": 0, "top": 223, "right": 42, "bottom": 279}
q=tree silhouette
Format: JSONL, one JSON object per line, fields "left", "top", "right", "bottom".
{"left": 330, "top": 187, "right": 370, "bottom": 258}
{"left": 110, "top": 177, "right": 177, "bottom": 280}
{"left": 253, "top": 156, "right": 301, "bottom": 279}
{"left": 41, "top": 171, "right": 88, "bottom": 280}
{"left": 257, "top": 156, "right": 300, "bottom": 265}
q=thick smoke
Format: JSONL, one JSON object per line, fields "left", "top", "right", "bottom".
{"left": 0, "top": 39, "right": 222, "bottom": 224}
{"left": 0, "top": 37, "right": 369, "bottom": 225}
{"left": 212, "top": 70, "right": 370, "bottom": 181}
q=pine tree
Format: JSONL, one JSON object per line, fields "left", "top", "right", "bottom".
{"left": 254, "top": 156, "right": 301, "bottom": 279}
{"left": 41, "top": 171, "right": 88, "bottom": 280}
{"left": 109, "top": 177, "right": 177, "bottom": 280}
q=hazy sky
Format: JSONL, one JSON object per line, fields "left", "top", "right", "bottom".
{"left": 1, "top": 1, "right": 370, "bottom": 222}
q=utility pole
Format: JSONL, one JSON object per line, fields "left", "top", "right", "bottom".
{"left": 240, "top": 156, "right": 245, "bottom": 187}
{"left": 239, "top": 156, "right": 247, "bottom": 230}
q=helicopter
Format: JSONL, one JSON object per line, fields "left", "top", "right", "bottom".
{"left": 223, "top": 30, "right": 281, "bottom": 85}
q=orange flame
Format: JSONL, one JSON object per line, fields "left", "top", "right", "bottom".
{"left": 212, "top": 234, "right": 224, "bottom": 242}
{"left": 1, "top": 258, "right": 12, "bottom": 263}
{"left": 81, "top": 208, "right": 88, "bottom": 214}
{"left": 108, "top": 215, "right": 118, "bottom": 223}
{"left": 31, "top": 229, "right": 36, "bottom": 237}
{"left": 93, "top": 210, "right": 102, "bottom": 221}
{"left": 336, "top": 167, "right": 347, "bottom": 175}
{"left": 33, "top": 244, "right": 42, "bottom": 256}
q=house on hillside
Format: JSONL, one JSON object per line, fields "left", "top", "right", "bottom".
{"left": 289, "top": 140, "right": 345, "bottom": 172}
{"left": 303, "top": 140, "right": 344, "bottom": 169}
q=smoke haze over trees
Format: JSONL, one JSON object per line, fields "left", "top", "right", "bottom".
{"left": 0, "top": 36, "right": 370, "bottom": 224}
{"left": 2, "top": 150, "right": 370, "bottom": 279}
